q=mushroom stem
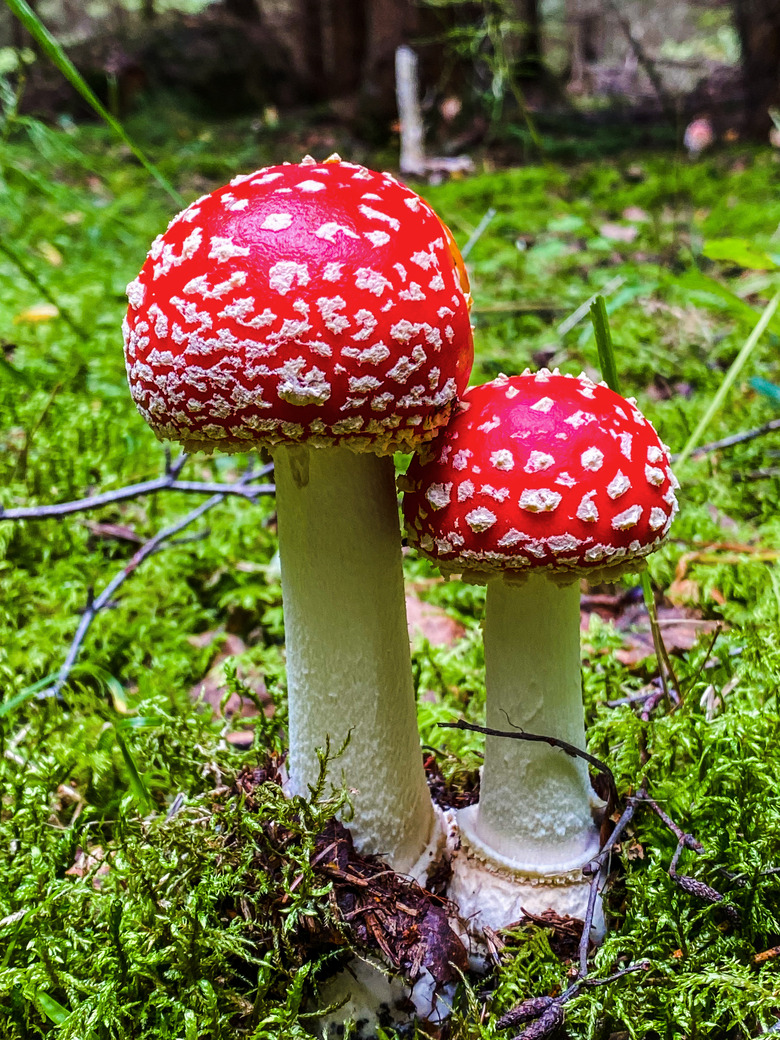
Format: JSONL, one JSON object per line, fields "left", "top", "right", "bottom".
{"left": 273, "top": 444, "right": 435, "bottom": 873}
{"left": 471, "top": 572, "right": 599, "bottom": 871}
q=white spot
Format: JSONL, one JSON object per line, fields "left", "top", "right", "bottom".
{"left": 355, "top": 268, "right": 392, "bottom": 297}
{"left": 342, "top": 342, "right": 391, "bottom": 366}
{"left": 482, "top": 485, "right": 510, "bottom": 502}
{"left": 607, "top": 471, "right": 631, "bottom": 499}
{"left": 316, "top": 296, "right": 350, "bottom": 335}
{"left": 519, "top": 488, "right": 562, "bottom": 513}
{"left": 348, "top": 375, "right": 381, "bottom": 393}
{"left": 260, "top": 213, "right": 293, "bottom": 231}
{"left": 126, "top": 278, "right": 145, "bottom": 309}
{"left": 530, "top": 397, "right": 554, "bottom": 412}
{"left": 365, "top": 230, "right": 391, "bottom": 247}
{"left": 525, "top": 451, "right": 555, "bottom": 473}
{"left": 645, "top": 464, "right": 665, "bottom": 486}
{"left": 208, "top": 236, "right": 250, "bottom": 262}
{"left": 277, "top": 358, "right": 331, "bottom": 406}
{"left": 429, "top": 274, "right": 445, "bottom": 291}
{"left": 426, "top": 483, "right": 452, "bottom": 510}
{"left": 229, "top": 199, "right": 250, "bottom": 211}
{"left": 647, "top": 445, "right": 665, "bottom": 464}
{"left": 148, "top": 304, "right": 168, "bottom": 338}
{"left": 614, "top": 431, "right": 633, "bottom": 459}
{"left": 555, "top": 471, "right": 577, "bottom": 487}
{"left": 387, "top": 347, "right": 426, "bottom": 383}
{"left": 576, "top": 492, "right": 599, "bottom": 522}
{"left": 478, "top": 416, "right": 501, "bottom": 433}
{"left": 581, "top": 447, "right": 604, "bottom": 471}
{"left": 457, "top": 480, "right": 475, "bottom": 501}
{"left": 452, "top": 450, "right": 472, "bottom": 471}
{"left": 498, "top": 528, "right": 528, "bottom": 547}
{"left": 269, "top": 260, "right": 310, "bottom": 295}
{"left": 182, "top": 272, "right": 247, "bottom": 298}
{"left": 506, "top": 385, "right": 520, "bottom": 399}
{"left": 565, "top": 410, "right": 597, "bottom": 429}
{"left": 371, "top": 392, "right": 395, "bottom": 411}
{"left": 323, "top": 262, "right": 343, "bottom": 282}
{"left": 585, "top": 545, "right": 606, "bottom": 561}
{"left": 389, "top": 319, "right": 423, "bottom": 344}
{"left": 466, "top": 507, "right": 497, "bottom": 532}
{"left": 410, "top": 250, "right": 436, "bottom": 270}
{"left": 404, "top": 196, "right": 421, "bottom": 212}
{"left": 316, "top": 223, "right": 359, "bottom": 242}
{"left": 250, "top": 171, "right": 283, "bottom": 185}
{"left": 490, "top": 449, "right": 514, "bottom": 471}
{"left": 400, "top": 282, "right": 426, "bottom": 302}
{"left": 297, "top": 179, "right": 326, "bottom": 192}
{"left": 548, "top": 533, "right": 581, "bottom": 553}
{"left": 649, "top": 507, "right": 667, "bottom": 530}
{"left": 435, "top": 537, "right": 453, "bottom": 553}
{"left": 359, "top": 204, "right": 400, "bottom": 230}
{"left": 612, "top": 504, "right": 642, "bottom": 530}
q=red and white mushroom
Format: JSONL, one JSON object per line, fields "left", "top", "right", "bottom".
{"left": 401, "top": 370, "right": 679, "bottom": 926}
{"left": 123, "top": 156, "right": 474, "bottom": 873}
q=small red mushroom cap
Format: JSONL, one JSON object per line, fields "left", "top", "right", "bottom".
{"left": 402, "top": 371, "right": 679, "bottom": 581}
{"left": 123, "top": 156, "right": 473, "bottom": 455}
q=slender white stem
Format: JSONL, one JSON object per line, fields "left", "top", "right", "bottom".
{"left": 273, "top": 444, "right": 434, "bottom": 872}
{"left": 474, "top": 572, "right": 597, "bottom": 871}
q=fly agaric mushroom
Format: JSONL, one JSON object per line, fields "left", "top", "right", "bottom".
{"left": 123, "top": 156, "right": 473, "bottom": 874}
{"left": 401, "top": 370, "right": 679, "bottom": 928}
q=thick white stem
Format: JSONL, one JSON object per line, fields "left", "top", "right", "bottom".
{"left": 273, "top": 445, "right": 435, "bottom": 873}
{"left": 474, "top": 572, "right": 597, "bottom": 870}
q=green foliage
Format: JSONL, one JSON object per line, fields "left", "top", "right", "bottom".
{"left": 4, "top": 96, "right": 780, "bottom": 1038}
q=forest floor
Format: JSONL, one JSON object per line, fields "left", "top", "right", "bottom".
{"left": 2, "top": 101, "right": 780, "bottom": 1039}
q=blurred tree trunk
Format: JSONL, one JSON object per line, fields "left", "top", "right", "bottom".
{"left": 506, "top": 0, "right": 541, "bottom": 68}
{"left": 733, "top": 0, "right": 780, "bottom": 137}
{"left": 225, "top": 0, "right": 262, "bottom": 22}
{"left": 141, "top": 0, "right": 155, "bottom": 21}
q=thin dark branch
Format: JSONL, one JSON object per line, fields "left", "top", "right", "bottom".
{"left": 38, "top": 463, "right": 264, "bottom": 702}
{"left": 437, "top": 719, "right": 618, "bottom": 809}
{"left": 0, "top": 457, "right": 274, "bottom": 520}
{"left": 635, "top": 794, "right": 704, "bottom": 853}
{"left": 673, "top": 417, "right": 780, "bottom": 461}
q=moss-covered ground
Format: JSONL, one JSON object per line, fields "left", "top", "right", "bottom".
{"left": 2, "top": 100, "right": 780, "bottom": 1038}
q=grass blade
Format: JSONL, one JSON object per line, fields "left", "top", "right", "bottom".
{"left": 676, "top": 290, "right": 780, "bottom": 467}
{"left": 114, "top": 728, "right": 154, "bottom": 813}
{"left": 589, "top": 295, "right": 622, "bottom": 394}
{"left": 589, "top": 297, "right": 675, "bottom": 696}
{"left": 4, "top": 0, "right": 183, "bottom": 207}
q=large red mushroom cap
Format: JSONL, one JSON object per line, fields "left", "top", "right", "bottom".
{"left": 402, "top": 370, "right": 679, "bottom": 581}
{"left": 123, "top": 156, "right": 473, "bottom": 455}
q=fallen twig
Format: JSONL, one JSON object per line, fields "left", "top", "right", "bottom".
{"left": 496, "top": 958, "right": 651, "bottom": 1038}
{"left": 1, "top": 455, "right": 274, "bottom": 520}
{"left": 437, "top": 718, "right": 618, "bottom": 813}
{"left": 38, "top": 462, "right": 269, "bottom": 702}
{"left": 672, "top": 417, "right": 780, "bottom": 462}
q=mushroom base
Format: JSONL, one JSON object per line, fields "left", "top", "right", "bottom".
{"left": 449, "top": 804, "right": 603, "bottom": 963}
{"left": 315, "top": 958, "right": 459, "bottom": 1040}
